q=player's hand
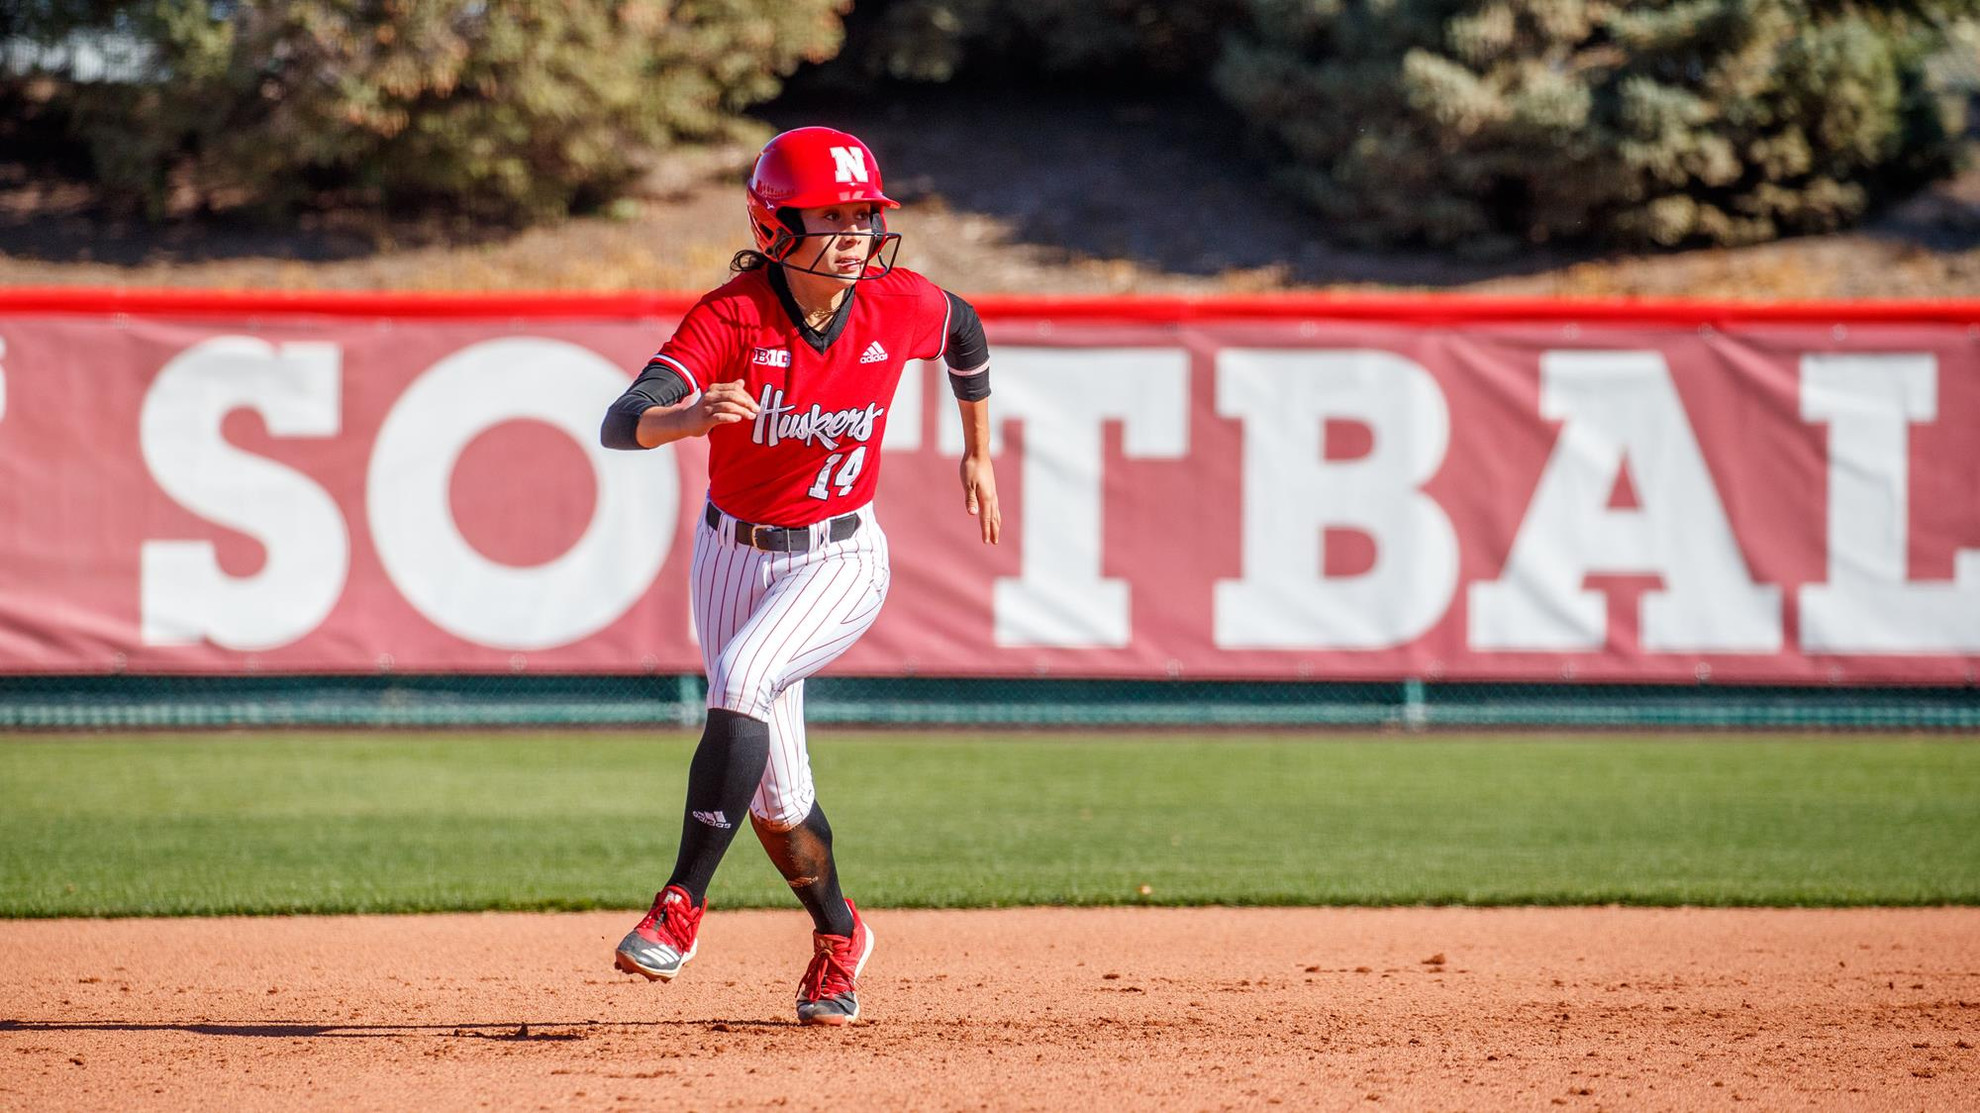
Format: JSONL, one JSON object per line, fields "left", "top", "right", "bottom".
{"left": 683, "top": 379, "right": 759, "bottom": 437}
{"left": 961, "top": 452, "right": 1001, "bottom": 545}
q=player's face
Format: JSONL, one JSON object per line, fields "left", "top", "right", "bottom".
{"left": 794, "top": 203, "right": 883, "bottom": 283}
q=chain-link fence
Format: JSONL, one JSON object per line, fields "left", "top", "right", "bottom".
{"left": 2, "top": 674, "right": 1975, "bottom": 731}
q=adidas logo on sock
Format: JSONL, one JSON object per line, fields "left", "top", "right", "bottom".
{"left": 858, "top": 341, "right": 888, "bottom": 364}
{"left": 692, "top": 809, "right": 732, "bottom": 829}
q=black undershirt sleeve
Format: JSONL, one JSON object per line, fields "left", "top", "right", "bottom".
{"left": 942, "top": 290, "right": 991, "bottom": 402}
{"left": 600, "top": 360, "right": 693, "bottom": 449}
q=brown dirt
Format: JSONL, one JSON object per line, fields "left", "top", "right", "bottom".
{"left": 2, "top": 908, "right": 1976, "bottom": 1111}
{"left": 6, "top": 90, "right": 1980, "bottom": 299}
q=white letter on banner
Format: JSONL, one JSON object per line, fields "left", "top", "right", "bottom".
{"left": 1213, "top": 350, "right": 1457, "bottom": 649}
{"left": 140, "top": 338, "right": 348, "bottom": 649}
{"left": 1469, "top": 351, "right": 1780, "bottom": 651}
{"left": 881, "top": 359, "right": 926, "bottom": 452}
{"left": 938, "top": 347, "right": 1189, "bottom": 647}
{"left": 1800, "top": 354, "right": 1980, "bottom": 651}
{"left": 369, "top": 338, "right": 676, "bottom": 651}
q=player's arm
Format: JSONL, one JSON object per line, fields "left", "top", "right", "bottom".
{"left": 602, "top": 308, "right": 759, "bottom": 449}
{"left": 942, "top": 291, "right": 1001, "bottom": 545}
{"left": 600, "top": 362, "right": 758, "bottom": 449}
{"left": 601, "top": 358, "right": 690, "bottom": 449}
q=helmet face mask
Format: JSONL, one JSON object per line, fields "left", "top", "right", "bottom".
{"left": 746, "top": 127, "right": 903, "bottom": 282}
{"left": 766, "top": 210, "right": 902, "bottom": 282}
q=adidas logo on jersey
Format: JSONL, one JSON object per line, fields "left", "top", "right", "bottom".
{"left": 858, "top": 341, "right": 888, "bottom": 364}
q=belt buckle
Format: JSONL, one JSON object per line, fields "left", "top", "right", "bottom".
{"left": 751, "top": 523, "right": 802, "bottom": 552}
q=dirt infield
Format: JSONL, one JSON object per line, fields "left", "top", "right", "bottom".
{"left": 2, "top": 908, "right": 1975, "bottom": 1111}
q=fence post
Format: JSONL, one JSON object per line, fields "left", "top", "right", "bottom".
{"left": 1402, "top": 677, "right": 1428, "bottom": 732}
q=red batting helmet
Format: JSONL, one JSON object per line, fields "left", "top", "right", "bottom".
{"left": 746, "top": 127, "right": 902, "bottom": 278}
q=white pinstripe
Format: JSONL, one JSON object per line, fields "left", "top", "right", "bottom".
{"left": 692, "top": 501, "right": 890, "bottom": 830}
{"left": 752, "top": 682, "right": 808, "bottom": 827}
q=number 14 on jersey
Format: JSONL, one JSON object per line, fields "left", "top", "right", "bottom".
{"left": 807, "top": 445, "right": 868, "bottom": 500}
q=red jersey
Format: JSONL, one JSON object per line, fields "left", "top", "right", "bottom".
{"left": 652, "top": 266, "right": 950, "bottom": 526}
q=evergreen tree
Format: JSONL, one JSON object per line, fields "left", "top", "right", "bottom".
{"left": 1214, "top": 1, "right": 1980, "bottom": 250}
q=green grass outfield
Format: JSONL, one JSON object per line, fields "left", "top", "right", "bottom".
{"left": 2, "top": 732, "right": 1976, "bottom": 916}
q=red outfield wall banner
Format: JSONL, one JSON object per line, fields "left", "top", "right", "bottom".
{"left": 2, "top": 288, "right": 1978, "bottom": 683}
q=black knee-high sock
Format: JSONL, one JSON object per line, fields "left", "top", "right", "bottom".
{"left": 753, "top": 801, "right": 854, "bottom": 937}
{"left": 664, "top": 709, "right": 771, "bottom": 905}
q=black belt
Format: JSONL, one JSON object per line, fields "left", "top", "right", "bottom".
{"left": 705, "top": 503, "right": 861, "bottom": 552}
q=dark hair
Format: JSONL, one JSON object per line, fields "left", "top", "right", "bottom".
{"left": 730, "top": 249, "right": 770, "bottom": 273}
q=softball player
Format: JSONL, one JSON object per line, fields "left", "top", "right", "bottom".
{"left": 600, "top": 126, "right": 1000, "bottom": 1025}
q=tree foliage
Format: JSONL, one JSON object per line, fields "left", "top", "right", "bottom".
{"left": 10, "top": 0, "right": 846, "bottom": 221}
{"left": 815, "top": 0, "right": 1239, "bottom": 84}
{"left": 1214, "top": 1, "right": 1980, "bottom": 251}
{"left": 10, "top": 2, "right": 1978, "bottom": 247}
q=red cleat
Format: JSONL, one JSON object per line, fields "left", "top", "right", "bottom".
{"left": 796, "top": 900, "right": 874, "bottom": 1025}
{"left": 614, "top": 886, "right": 703, "bottom": 981}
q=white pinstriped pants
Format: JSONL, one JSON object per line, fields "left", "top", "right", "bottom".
{"left": 692, "top": 500, "right": 891, "bottom": 830}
